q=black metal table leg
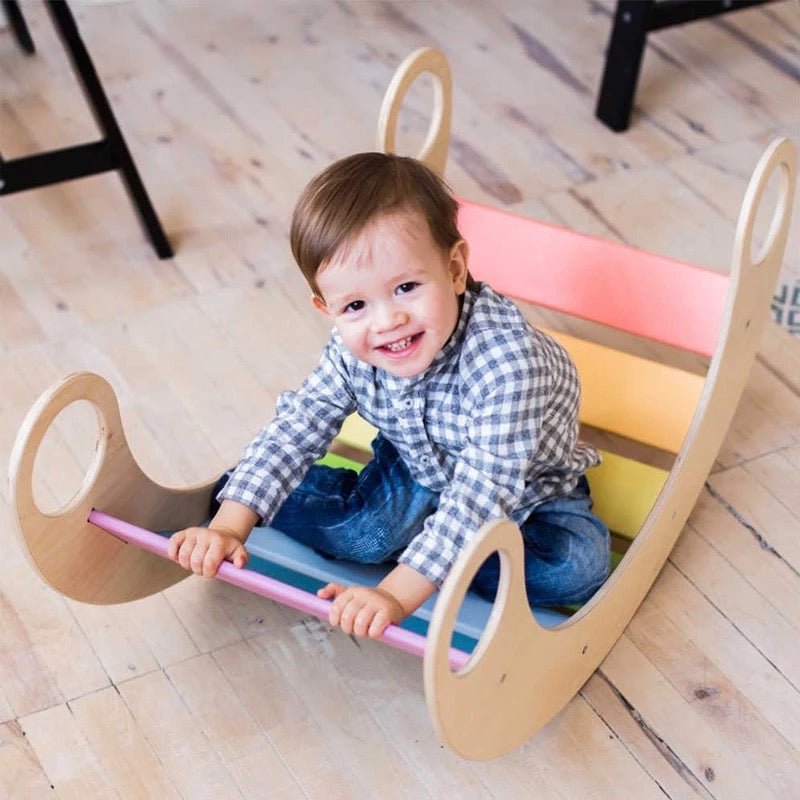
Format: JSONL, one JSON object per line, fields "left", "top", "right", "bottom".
{"left": 2, "top": 0, "right": 36, "bottom": 54}
{"left": 0, "top": 1, "right": 173, "bottom": 259}
{"left": 43, "top": 1, "right": 172, "bottom": 258}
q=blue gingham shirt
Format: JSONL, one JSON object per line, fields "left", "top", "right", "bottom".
{"left": 220, "top": 283, "right": 600, "bottom": 587}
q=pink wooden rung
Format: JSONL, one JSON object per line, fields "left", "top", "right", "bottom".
{"left": 458, "top": 199, "right": 729, "bottom": 357}
{"left": 88, "top": 510, "right": 471, "bottom": 671}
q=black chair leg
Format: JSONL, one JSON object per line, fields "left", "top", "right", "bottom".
{"left": 595, "top": 0, "right": 652, "bottom": 133}
{"left": 44, "top": 1, "right": 172, "bottom": 258}
{"left": 2, "top": 0, "right": 36, "bottom": 54}
{"left": 1, "top": 1, "right": 173, "bottom": 258}
{"left": 596, "top": 0, "right": 780, "bottom": 133}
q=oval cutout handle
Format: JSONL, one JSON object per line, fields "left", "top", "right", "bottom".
{"left": 376, "top": 47, "right": 452, "bottom": 177}
{"left": 8, "top": 372, "right": 200, "bottom": 603}
{"left": 424, "top": 518, "right": 550, "bottom": 759}
{"left": 732, "top": 137, "right": 796, "bottom": 274}
{"left": 9, "top": 372, "right": 123, "bottom": 535}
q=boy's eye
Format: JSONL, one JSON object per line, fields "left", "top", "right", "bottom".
{"left": 396, "top": 282, "right": 418, "bottom": 295}
{"left": 344, "top": 300, "right": 365, "bottom": 313}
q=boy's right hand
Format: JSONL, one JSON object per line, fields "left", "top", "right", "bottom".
{"left": 167, "top": 526, "right": 249, "bottom": 577}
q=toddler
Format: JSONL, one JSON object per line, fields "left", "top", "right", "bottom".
{"left": 169, "top": 152, "right": 609, "bottom": 638}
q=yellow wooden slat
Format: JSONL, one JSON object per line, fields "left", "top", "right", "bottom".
{"left": 336, "top": 416, "right": 667, "bottom": 542}
{"left": 585, "top": 452, "right": 667, "bottom": 542}
{"left": 338, "top": 414, "right": 379, "bottom": 451}
{"left": 545, "top": 329, "right": 703, "bottom": 454}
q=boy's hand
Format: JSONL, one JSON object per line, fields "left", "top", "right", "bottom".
{"left": 168, "top": 526, "right": 249, "bottom": 577}
{"left": 318, "top": 583, "right": 405, "bottom": 639}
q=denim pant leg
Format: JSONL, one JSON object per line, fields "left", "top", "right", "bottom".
{"left": 471, "top": 476, "right": 610, "bottom": 607}
{"left": 270, "top": 436, "right": 440, "bottom": 564}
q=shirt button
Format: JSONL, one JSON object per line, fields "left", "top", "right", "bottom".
{"left": 404, "top": 399, "right": 413, "bottom": 409}
{"left": 420, "top": 455, "right": 429, "bottom": 465}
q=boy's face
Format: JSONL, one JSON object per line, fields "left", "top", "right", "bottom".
{"left": 313, "top": 210, "right": 469, "bottom": 378}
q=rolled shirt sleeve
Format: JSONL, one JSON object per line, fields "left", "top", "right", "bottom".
{"left": 218, "top": 337, "right": 357, "bottom": 522}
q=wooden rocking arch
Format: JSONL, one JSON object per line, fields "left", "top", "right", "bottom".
{"left": 9, "top": 47, "right": 796, "bottom": 760}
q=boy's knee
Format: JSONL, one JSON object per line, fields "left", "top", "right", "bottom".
{"left": 347, "top": 532, "right": 400, "bottom": 564}
{"left": 572, "top": 526, "right": 610, "bottom": 597}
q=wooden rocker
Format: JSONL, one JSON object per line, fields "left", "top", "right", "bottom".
{"left": 8, "top": 47, "right": 797, "bottom": 761}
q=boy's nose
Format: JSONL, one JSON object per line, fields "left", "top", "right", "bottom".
{"left": 372, "top": 305, "right": 408, "bottom": 332}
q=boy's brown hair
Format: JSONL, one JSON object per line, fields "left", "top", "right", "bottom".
{"left": 290, "top": 152, "right": 476, "bottom": 296}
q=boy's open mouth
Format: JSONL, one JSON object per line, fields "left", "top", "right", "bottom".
{"left": 380, "top": 332, "right": 423, "bottom": 354}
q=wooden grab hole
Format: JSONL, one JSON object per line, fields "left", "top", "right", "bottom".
{"left": 750, "top": 165, "right": 789, "bottom": 267}
{"left": 393, "top": 71, "right": 438, "bottom": 160}
{"left": 32, "top": 399, "right": 101, "bottom": 516}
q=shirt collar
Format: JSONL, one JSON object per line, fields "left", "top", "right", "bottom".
{"left": 380, "top": 286, "right": 478, "bottom": 391}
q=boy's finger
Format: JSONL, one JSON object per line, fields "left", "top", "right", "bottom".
{"left": 317, "top": 582, "right": 344, "bottom": 599}
{"left": 231, "top": 546, "right": 248, "bottom": 569}
{"left": 328, "top": 590, "right": 349, "bottom": 625}
{"left": 177, "top": 537, "right": 195, "bottom": 570}
{"left": 353, "top": 606, "right": 373, "bottom": 638}
{"left": 189, "top": 539, "right": 210, "bottom": 575}
{"left": 167, "top": 530, "right": 186, "bottom": 561}
{"left": 337, "top": 596, "right": 361, "bottom": 635}
{"left": 368, "top": 609, "right": 390, "bottom": 639}
{"left": 203, "top": 540, "right": 224, "bottom": 577}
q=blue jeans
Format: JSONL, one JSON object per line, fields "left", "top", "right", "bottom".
{"left": 229, "top": 436, "right": 610, "bottom": 608}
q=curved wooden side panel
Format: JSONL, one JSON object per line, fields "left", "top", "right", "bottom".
{"left": 423, "top": 138, "right": 797, "bottom": 760}
{"left": 8, "top": 372, "right": 213, "bottom": 604}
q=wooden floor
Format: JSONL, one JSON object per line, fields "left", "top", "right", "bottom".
{"left": 1, "top": 1, "right": 799, "bottom": 797}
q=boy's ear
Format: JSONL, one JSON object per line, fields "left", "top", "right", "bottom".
{"left": 449, "top": 239, "right": 470, "bottom": 294}
{"left": 311, "top": 294, "right": 330, "bottom": 316}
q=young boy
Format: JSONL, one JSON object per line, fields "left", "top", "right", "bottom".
{"left": 168, "top": 153, "right": 609, "bottom": 639}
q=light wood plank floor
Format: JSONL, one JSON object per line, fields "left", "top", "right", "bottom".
{"left": 1, "top": 2, "right": 798, "bottom": 798}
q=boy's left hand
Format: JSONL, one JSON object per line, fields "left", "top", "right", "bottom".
{"left": 318, "top": 583, "right": 405, "bottom": 639}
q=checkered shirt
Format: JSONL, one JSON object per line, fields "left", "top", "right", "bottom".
{"left": 220, "top": 283, "right": 600, "bottom": 587}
